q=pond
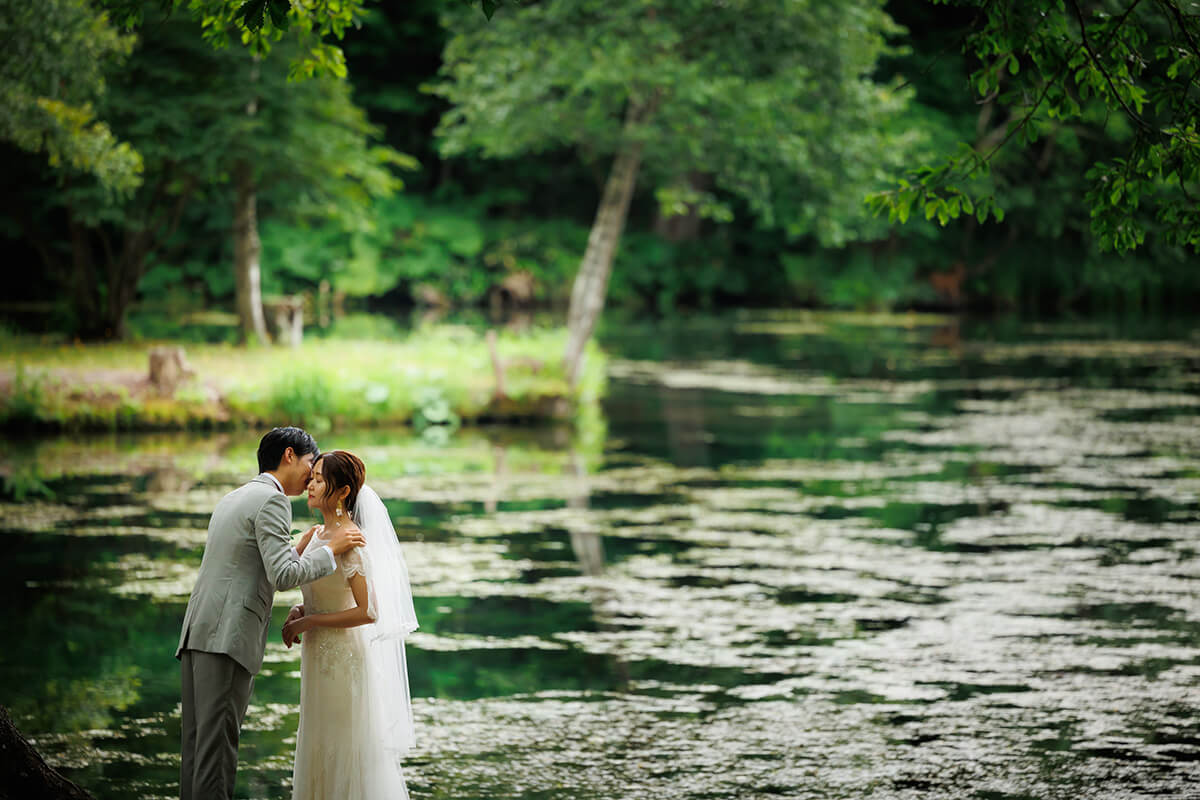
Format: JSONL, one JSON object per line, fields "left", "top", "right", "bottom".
{"left": 2, "top": 312, "right": 1198, "bottom": 799}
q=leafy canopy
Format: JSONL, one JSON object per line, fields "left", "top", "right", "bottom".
{"left": 58, "top": 6, "right": 407, "bottom": 222}
{"left": 104, "top": 0, "right": 514, "bottom": 79}
{"left": 0, "top": 0, "right": 143, "bottom": 191}
{"left": 0, "top": 0, "right": 494, "bottom": 190}
{"left": 432, "top": 0, "right": 913, "bottom": 245}
{"left": 868, "top": 0, "right": 1200, "bottom": 253}
{"left": 37, "top": 3, "right": 412, "bottom": 339}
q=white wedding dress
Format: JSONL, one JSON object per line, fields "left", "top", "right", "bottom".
{"left": 292, "top": 487, "right": 418, "bottom": 800}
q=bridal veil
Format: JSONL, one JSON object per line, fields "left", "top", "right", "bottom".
{"left": 352, "top": 485, "right": 419, "bottom": 761}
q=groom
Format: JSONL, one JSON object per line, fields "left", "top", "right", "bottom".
{"left": 176, "top": 426, "right": 364, "bottom": 800}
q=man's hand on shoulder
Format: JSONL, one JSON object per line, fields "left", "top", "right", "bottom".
{"left": 327, "top": 523, "right": 365, "bottom": 555}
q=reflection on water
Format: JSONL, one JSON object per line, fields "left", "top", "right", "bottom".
{"left": 2, "top": 313, "right": 1199, "bottom": 799}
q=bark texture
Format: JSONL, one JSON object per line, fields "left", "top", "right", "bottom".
{"left": 564, "top": 110, "right": 648, "bottom": 389}
{"left": 233, "top": 159, "right": 269, "bottom": 345}
{"left": 0, "top": 705, "right": 95, "bottom": 800}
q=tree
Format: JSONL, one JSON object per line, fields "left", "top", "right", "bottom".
{"left": 221, "top": 33, "right": 410, "bottom": 344}
{"left": 0, "top": 0, "right": 142, "bottom": 192}
{"left": 8, "top": 7, "right": 402, "bottom": 340}
{"left": 869, "top": 0, "right": 1200, "bottom": 254}
{"left": 433, "top": 0, "right": 911, "bottom": 387}
{"left": 0, "top": 0, "right": 492, "bottom": 194}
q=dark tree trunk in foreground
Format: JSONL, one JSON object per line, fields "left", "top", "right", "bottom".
{"left": 0, "top": 705, "right": 95, "bottom": 800}
{"left": 233, "top": 159, "right": 269, "bottom": 345}
{"left": 564, "top": 108, "right": 648, "bottom": 389}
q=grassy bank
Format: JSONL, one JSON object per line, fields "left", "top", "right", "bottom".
{"left": 0, "top": 326, "right": 605, "bottom": 432}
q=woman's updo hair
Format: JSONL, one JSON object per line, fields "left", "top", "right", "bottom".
{"left": 315, "top": 450, "right": 366, "bottom": 513}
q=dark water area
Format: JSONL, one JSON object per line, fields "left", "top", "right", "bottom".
{"left": 2, "top": 311, "right": 1199, "bottom": 799}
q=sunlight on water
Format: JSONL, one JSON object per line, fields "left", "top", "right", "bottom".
{"left": 1, "top": 314, "right": 1198, "bottom": 799}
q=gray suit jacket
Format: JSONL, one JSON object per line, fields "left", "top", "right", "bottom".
{"left": 176, "top": 474, "right": 336, "bottom": 675}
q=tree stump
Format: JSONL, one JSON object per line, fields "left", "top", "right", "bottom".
{"left": 0, "top": 705, "right": 95, "bottom": 800}
{"left": 148, "top": 346, "right": 195, "bottom": 396}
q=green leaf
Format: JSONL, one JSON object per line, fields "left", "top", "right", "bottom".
{"left": 237, "top": 0, "right": 268, "bottom": 33}
{"left": 266, "top": 0, "right": 290, "bottom": 30}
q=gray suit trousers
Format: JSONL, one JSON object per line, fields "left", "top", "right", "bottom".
{"left": 180, "top": 649, "right": 255, "bottom": 800}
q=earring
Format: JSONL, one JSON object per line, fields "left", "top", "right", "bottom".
{"left": 336, "top": 503, "right": 343, "bottom": 517}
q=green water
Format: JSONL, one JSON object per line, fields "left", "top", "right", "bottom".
{"left": 3, "top": 312, "right": 1199, "bottom": 799}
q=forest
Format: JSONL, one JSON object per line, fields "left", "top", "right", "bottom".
{"left": 2, "top": 0, "right": 1197, "bottom": 352}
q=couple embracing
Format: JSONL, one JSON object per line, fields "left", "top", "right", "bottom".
{"left": 176, "top": 427, "right": 418, "bottom": 799}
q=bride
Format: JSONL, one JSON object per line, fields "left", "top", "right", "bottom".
{"left": 281, "top": 450, "right": 419, "bottom": 799}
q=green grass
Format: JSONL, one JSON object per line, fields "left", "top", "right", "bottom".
{"left": 0, "top": 325, "right": 605, "bottom": 432}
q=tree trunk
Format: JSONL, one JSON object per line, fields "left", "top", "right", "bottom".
{"left": 234, "top": 59, "right": 268, "bottom": 346}
{"left": 564, "top": 120, "right": 646, "bottom": 389}
{"left": 0, "top": 705, "right": 96, "bottom": 800}
{"left": 233, "top": 159, "right": 269, "bottom": 345}
{"left": 66, "top": 211, "right": 103, "bottom": 339}
{"left": 99, "top": 233, "right": 149, "bottom": 341}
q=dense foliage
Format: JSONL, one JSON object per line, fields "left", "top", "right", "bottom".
{"left": 871, "top": 0, "right": 1200, "bottom": 257}
{"left": 2, "top": 0, "right": 1199, "bottom": 343}
{"left": 433, "top": 0, "right": 911, "bottom": 244}
{"left": 2, "top": 5, "right": 403, "bottom": 339}
{"left": 0, "top": 0, "right": 141, "bottom": 191}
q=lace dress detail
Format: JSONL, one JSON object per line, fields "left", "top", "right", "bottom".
{"left": 292, "top": 533, "right": 409, "bottom": 800}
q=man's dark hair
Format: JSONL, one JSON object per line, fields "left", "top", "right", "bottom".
{"left": 257, "top": 427, "right": 319, "bottom": 473}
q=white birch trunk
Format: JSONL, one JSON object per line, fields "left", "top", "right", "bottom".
{"left": 564, "top": 130, "right": 645, "bottom": 389}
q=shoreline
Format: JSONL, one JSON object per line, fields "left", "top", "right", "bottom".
{"left": 0, "top": 328, "right": 603, "bottom": 433}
